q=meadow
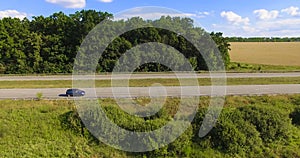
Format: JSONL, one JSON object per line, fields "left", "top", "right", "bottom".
{"left": 1, "top": 77, "right": 300, "bottom": 88}
{"left": 229, "top": 42, "right": 300, "bottom": 66}
{"left": 1, "top": 95, "right": 300, "bottom": 157}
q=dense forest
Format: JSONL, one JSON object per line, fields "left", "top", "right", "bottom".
{"left": 0, "top": 10, "right": 230, "bottom": 74}
{"left": 227, "top": 37, "right": 300, "bottom": 42}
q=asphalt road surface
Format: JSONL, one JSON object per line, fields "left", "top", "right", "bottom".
{"left": 1, "top": 72, "right": 300, "bottom": 81}
{"left": 1, "top": 84, "right": 300, "bottom": 99}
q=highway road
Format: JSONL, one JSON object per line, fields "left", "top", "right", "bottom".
{"left": 1, "top": 84, "right": 300, "bottom": 99}
{"left": 1, "top": 72, "right": 300, "bottom": 81}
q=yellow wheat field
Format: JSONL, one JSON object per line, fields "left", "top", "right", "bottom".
{"left": 229, "top": 42, "right": 300, "bottom": 66}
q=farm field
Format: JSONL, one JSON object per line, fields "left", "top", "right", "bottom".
{"left": 229, "top": 42, "right": 300, "bottom": 66}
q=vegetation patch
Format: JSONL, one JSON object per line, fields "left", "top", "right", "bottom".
{"left": 0, "top": 11, "right": 230, "bottom": 74}
{"left": 1, "top": 95, "right": 300, "bottom": 157}
{"left": 1, "top": 76, "right": 300, "bottom": 88}
{"left": 228, "top": 62, "right": 300, "bottom": 72}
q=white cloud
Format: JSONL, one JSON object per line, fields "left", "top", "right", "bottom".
{"left": 220, "top": 11, "right": 249, "bottom": 25}
{"left": 196, "top": 11, "right": 210, "bottom": 17}
{"left": 0, "top": 10, "right": 28, "bottom": 19}
{"left": 114, "top": 7, "right": 212, "bottom": 21}
{"left": 193, "top": 11, "right": 213, "bottom": 18}
{"left": 115, "top": 12, "right": 197, "bottom": 22}
{"left": 242, "top": 26, "right": 258, "bottom": 33}
{"left": 202, "top": 12, "right": 210, "bottom": 16}
{"left": 98, "top": 0, "right": 113, "bottom": 3}
{"left": 116, "top": 10, "right": 198, "bottom": 20}
{"left": 281, "top": 6, "right": 300, "bottom": 16}
{"left": 212, "top": 17, "right": 300, "bottom": 37}
{"left": 253, "top": 9, "right": 279, "bottom": 20}
{"left": 211, "top": 24, "right": 257, "bottom": 37}
{"left": 45, "top": 0, "right": 85, "bottom": 8}
{"left": 213, "top": 8, "right": 300, "bottom": 37}
{"left": 256, "top": 18, "right": 300, "bottom": 30}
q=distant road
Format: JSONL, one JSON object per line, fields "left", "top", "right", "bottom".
{"left": 1, "top": 84, "right": 300, "bottom": 99}
{"left": 1, "top": 72, "right": 300, "bottom": 81}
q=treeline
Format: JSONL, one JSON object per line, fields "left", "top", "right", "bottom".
{"left": 0, "top": 10, "right": 230, "bottom": 74}
{"left": 228, "top": 37, "right": 300, "bottom": 42}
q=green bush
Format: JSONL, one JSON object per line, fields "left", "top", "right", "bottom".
{"left": 57, "top": 98, "right": 298, "bottom": 157}
{"left": 36, "top": 92, "right": 43, "bottom": 100}
{"left": 290, "top": 106, "right": 300, "bottom": 126}
{"left": 59, "top": 110, "right": 95, "bottom": 141}
{"left": 70, "top": 104, "right": 193, "bottom": 157}
{"left": 193, "top": 105, "right": 293, "bottom": 156}
{"left": 238, "top": 106, "right": 292, "bottom": 143}
{"left": 204, "top": 109, "right": 263, "bottom": 155}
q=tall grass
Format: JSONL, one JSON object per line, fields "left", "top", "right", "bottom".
{"left": 1, "top": 77, "right": 300, "bottom": 88}
{"left": 1, "top": 95, "right": 300, "bottom": 157}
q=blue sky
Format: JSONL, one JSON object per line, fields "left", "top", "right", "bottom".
{"left": 1, "top": 0, "right": 300, "bottom": 37}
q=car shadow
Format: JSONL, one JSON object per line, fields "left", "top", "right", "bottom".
{"left": 58, "top": 94, "right": 84, "bottom": 97}
{"left": 58, "top": 94, "right": 68, "bottom": 97}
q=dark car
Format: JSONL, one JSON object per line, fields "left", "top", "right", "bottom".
{"left": 66, "top": 88, "right": 85, "bottom": 97}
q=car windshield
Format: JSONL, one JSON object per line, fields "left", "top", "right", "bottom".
{"left": 67, "top": 89, "right": 77, "bottom": 92}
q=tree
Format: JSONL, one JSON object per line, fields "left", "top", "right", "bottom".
{"left": 210, "top": 32, "right": 231, "bottom": 68}
{"left": 0, "top": 10, "right": 231, "bottom": 74}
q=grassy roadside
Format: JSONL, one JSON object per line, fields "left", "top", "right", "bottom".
{"left": 1, "top": 95, "right": 300, "bottom": 157}
{"left": 1, "top": 77, "right": 300, "bottom": 88}
{"left": 227, "top": 62, "right": 300, "bottom": 72}
{"left": 0, "top": 63, "right": 300, "bottom": 77}
{"left": 0, "top": 100, "right": 127, "bottom": 158}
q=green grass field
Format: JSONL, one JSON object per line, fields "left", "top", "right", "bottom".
{"left": 229, "top": 42, "right": 300, "bottom": 66}
{"left": 228, "top": 62, "right": 300, "bottom": 72}
{"left": 1, "top": 77, "right": 300, "bottom": 88}
{"left": 1, "top": 95, "right": 300, "bottom": 157}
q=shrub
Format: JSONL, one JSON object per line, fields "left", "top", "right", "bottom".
{"left": 59, "top": 111, "right": 94, "bottom": 140}
{"left": 58, "top": 99, "right": 296, "bottom": 157}
{"left": 193, "top": 105, "right": 293, "bottom": 156}
{"left": 206, "top": 109, "right": 263, "bottom": 155}
{"left": 290, "top": 106, "right": 300, "bottom": 126}
{"left": 238, "top": 106, "right": 292, "bottom": 143}
{"left": 36, "top": 92, "right": 43, "bottom": 100}
{"left": 72, "top": 104, "right": 193, "bottom": 157}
